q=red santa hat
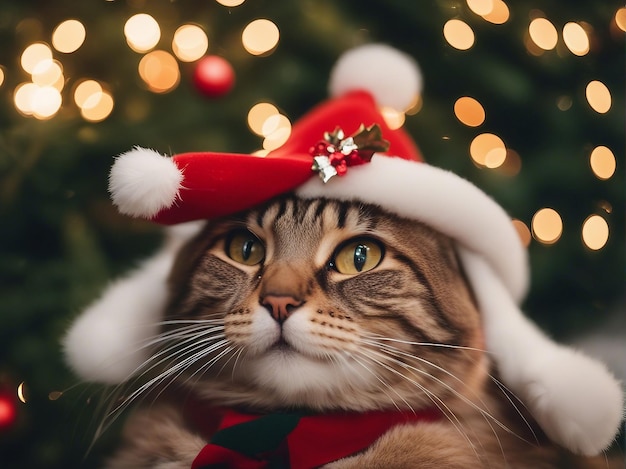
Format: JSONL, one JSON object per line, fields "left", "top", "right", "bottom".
{"left": 64, "top": 44, "right": 622, "bottom": 456}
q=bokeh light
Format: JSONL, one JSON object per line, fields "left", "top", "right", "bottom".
{"left": 21, "top": 43, "right": 53, "bottom": 74}
{"left": 582, "top": 215, "right": 609, "bottom": 251}
{"left": 454, "top": 96, "right": 485, "bottom": 127}
{"left": 248, "top": 102, "right": 279, "bottom": 136}
{"left": 138, "top": 50, "right": 180, "bottom": 93}
{"left": 585, "top": 80, "right": 611, "bottom": 113}
{"left": 532, "top": 208, "right": 563, "bottom": 244}
{"left": 563, "top": 22, "right": 590, "bottom": 56}
{"left": 0, "top": 67, "right": 4, "bottom": 87}
{"left": 615, "top": 8, "right": 626, "bottom": 32}
{"left": 262, "top": 114, "right": 291, "bottom": 151}
{"left": 443, "top": 19, "right": 475, "bottom": 50}
{"left": 589, "top": 146, "right": 616, "bottom": 180}
{"left": 498, "top": 149, "right": 522, "bottom": 177}
{"left": 31, "top": 60, "right": 63, "bottom": 89}
{"left": 469, "top": 133, "right": 505, "bottom": 167}
{"left": 74, "top": 79, "right": 102, "bottom": 108}
{"left": 482, "top": 0, "right": 509, "bottom": 24}
{"left": 81, "top": 91, "right": 114, "bottom": 122}
{"left": 124, "top": 14, "right": 161, "bottom": 53}
{"left": 172, "top": 24, "right": 208, "bottom": 62}
{"left": 216, "top": 0, "right": 246, "bottom": 6}
{"left": 467, "top": 0, "right": 493, "bottom": 16}
{"left": 512, "top": 219, "right": 531, "bottom": 247}
{"left": 14, "top": 82, "right": 62, "bottom": 119}
{"left": 380, "top": 107, "right": 405, "bottom": 130}
{"left": 52, "top": 19, "right": 86, "bottom": 53}
{"left": 242, "top": 19, "right": 280, "bottom": 56}
{"left": 528, "top": 18, "right": 558, "bottom": 50}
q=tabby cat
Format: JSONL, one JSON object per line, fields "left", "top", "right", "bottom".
{"left": 104, "top": 194, "right": 618, "bottom": 468}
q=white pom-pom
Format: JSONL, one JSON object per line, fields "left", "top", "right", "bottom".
{"left": 109, "top": 147, "right": 183, "bottom": 219}
{"left": 329, "top": 44, "right": 422, "bottom": 111}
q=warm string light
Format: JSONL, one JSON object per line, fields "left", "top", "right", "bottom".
{"left": 242, "top": 19, "right": 280, "bottom": 55}
{"left": 528, "top": 17, "right": 558, "bottom": 50}
{"left": 585, "top": 80, "right": 611, "bottom": 113}
{"left": 563, "top": 22, "right": 590, "bottom": 56}
{"left": 454, "top": 96, "right": 485, "bottom": 127}
{"left": 512, "top": 219, "right": 531, "bottom": 247}
{"left": 138, "top": 50, "right": 180, "bottom": 93}
{"left": 216, "top": 0, "right": 246, "bottom": 6}
{"left": 172, "top": 25, "right": 209, "bottom": 62}
{"left": 443, "top": 19, "right": 475, "bottom": 50}
{"left": 582, "top": 215, "right": 609, "bottom": 250}
{"left": 589, "top": 146, "right": 616, "bottom": 180}
{"left": 124, "top": 14, "right": 161, "bottom": 53}
{"left": 532, "top": 208, "right": 563, "bottom": 245}
{"left": 52, "top": 19, "right": 86, "bottom": 53}
{"left": 481, "top": 0, "right": 509, "bottom": 24}
{"left": 247, "top": 102, "right": 291, "bottom": 151}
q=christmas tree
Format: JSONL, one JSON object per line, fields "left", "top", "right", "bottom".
{"left": 0, "top": 1, "right": 623, "bottom": 467}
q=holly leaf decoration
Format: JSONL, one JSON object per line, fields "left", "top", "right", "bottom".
{"left": 350, "top": 124, "right": 390, "bottom": 161}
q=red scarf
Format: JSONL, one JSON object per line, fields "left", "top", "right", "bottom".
{"left": 189, "top": 405, "right": 441, "bottom": 469}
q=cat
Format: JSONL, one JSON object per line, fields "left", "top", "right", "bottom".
{"left": 101, "top": 194, "right": 620, "bottom": 468}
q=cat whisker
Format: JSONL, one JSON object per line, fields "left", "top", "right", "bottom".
{"left": 355, "top": 348, "right": 483, "bottom": 463}
{"left": 345, "top": 353, "right": 409, "bottom": 413}
{"left": 360, "top": 340, "right": 531, "bottom": 461}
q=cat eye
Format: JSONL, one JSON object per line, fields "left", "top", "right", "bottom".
{"left": 226, "top": 230, "right": 265, "bottom": 266}
{"left": 332, "top": 238, "right": 384, "bottom": 275}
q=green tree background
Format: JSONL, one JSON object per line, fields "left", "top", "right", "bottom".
{"left": 0, "top": 1, "right": 623, "bottom": 467}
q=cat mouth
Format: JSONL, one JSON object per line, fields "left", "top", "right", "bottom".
{"left": 270, "top": 337, "right": 293, "bottom": 352}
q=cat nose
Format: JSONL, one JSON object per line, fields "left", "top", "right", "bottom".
{"left": 261, "top": 295, "right": 303, "bottom": 324}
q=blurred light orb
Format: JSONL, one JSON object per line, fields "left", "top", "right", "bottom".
{"left": 582, "top": 215, "right": 609, "bottom": 251}
{"left": 532, "top": 208, "right": 562, "bottom": 244}
{"left": 589, "top": 146, "right": 616, "bottom": 180}
{"left": 512, "top": 219, "right": 531, "bottom": 247}
{"left": 615, "top": 8, "right": 626, "bottom": 32}
{"left": 467, "top": 0, "right": 493, "bottom": 16}
{"left": 0, "top": 67, "right": 4, "bottom": 87}
{"left": 380, "top": 107, "right": 405, "bottom": 130}
{"left": 124, "top": 14, "right": 161, "bottom": 53}
{"left": 585, "top": 80, "right": 611, "bottom": 113}
{"left": 32, "top": 85, "right": 62, "bottom": 119}
{"left": 216, "top": 0, "right": 246, "bottom": 6}
{"left": 32, "top": 60, "right": 63, "bottom": 88}
{"left": 173, "top": 25, "right": 208, "bottom": 62}
{"left": 528, "top": 18, "right": 558, "bottom": 50}
{"left": 52, "top": 19, "right": 86, "bottom": 53}
{"left": 563, "top": 22, "right": 590, "bottom": 56}
{"left": 247, "top": 102, "right": 279, "bottom": 136}
{"left": 81, "top": 91, "right": 114, "bottom": 122}
{"left": 454, "top": 96, "right": 485, "bottom": 127}
{"left": 482, "top": 0, "right": 509, "bottom": 24}
{"left": 139, "top": 50, "right": 180, "bottom": 93}
{"left": 470, "top": 133, "right": 505, "bottom": 167}
{"left": 21, "top": 43, "right": 53, "bottom": 74}
{"left": 74, "top": 79, "right": 103, "bottom": 108}
{"left": 443, "top": 19, "right": 475, "bottom": 50}
{"left": 262, "top": 114, "right": 291, "bottom": 151}
{"left": 14, "top": 83, "right": 37, "bottom": 115}
{"left": 242, "top": 19, "right": 280, "bottom": 55}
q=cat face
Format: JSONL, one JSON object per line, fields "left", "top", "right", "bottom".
{"left": 162, "top": 195, "right": 486, "bottom": 411}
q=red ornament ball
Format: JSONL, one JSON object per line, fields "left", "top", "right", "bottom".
{"left": 0, "top": 393, "right": 17, "bottom": 431}
{"left": 193, "top": 55, "right": 235, "bottom": 98}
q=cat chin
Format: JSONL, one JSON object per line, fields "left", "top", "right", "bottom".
{"left": 244, "top": 349, "right": 373, "bottom": 405}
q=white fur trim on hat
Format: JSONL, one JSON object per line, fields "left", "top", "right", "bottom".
{"left": 63, "top": 221, "right": 202, "bottom": 385}
{"left": 109, "top": 147, "right": 184, "bottom": 219}
{"left": 458, "top": 247, "right": 623, "bottom": 456}
{"left": 297, "top": 155, "right": 528, "bottom": 302}
{"left": 329, "top": 44, "right": 422, "bottom": 112}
